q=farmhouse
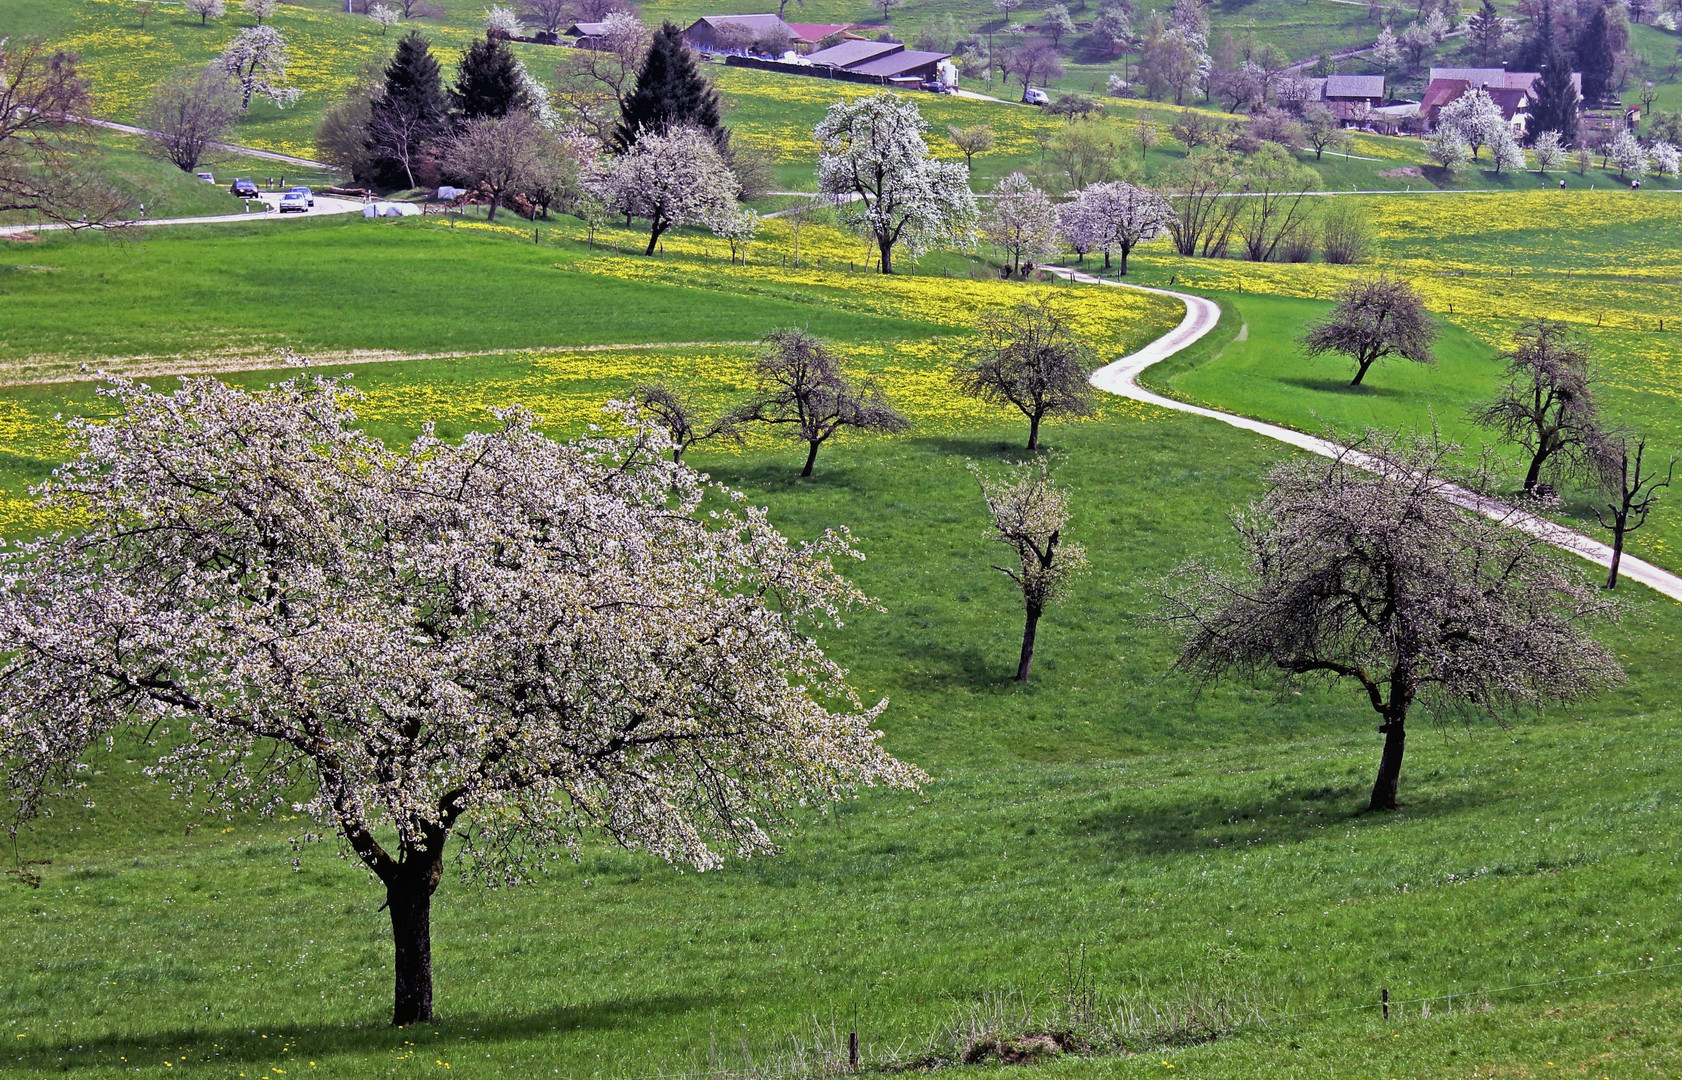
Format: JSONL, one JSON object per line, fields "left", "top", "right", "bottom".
{"left": 1301, "top": 74, "right": 1386, "bottom": 122}
{"left": 681, "top": 13, "right": 798, "bottom": 54}
{"left": 1421, "top": 67, "right": 1582, "bottom": 135}
{"left": 727, "top": 34, "right": 956, "bottom": 88}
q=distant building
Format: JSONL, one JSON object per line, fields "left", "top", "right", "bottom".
{"left": 804, "top": 39, "right": 905, "bottom": 69}
{"left": 681, "top": 14, "right": 798, "bottom": 54}
{"left": 1300, "top": 74, "right": 1387, "bottom": 124}
{"left": 1421, "top": 67, "right": 1582, "bottom": 135}
{"left": 786, "top": 23, "right": 858, "bottom": 50}
{"left": 715, "top": 18, "right": 954, "bottom": 89}
{"left": 845, "top": 48, "right": 951, "bottom": 85}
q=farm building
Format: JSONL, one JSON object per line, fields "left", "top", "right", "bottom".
{"left": 1421, "top": 67, "right": 1582, "bottom": 135}
{"left": 1300, "top": 74, "right": 1386, "bottom": 122}
{"left": 681, "top": 14, "right": 798, "bottom": 54}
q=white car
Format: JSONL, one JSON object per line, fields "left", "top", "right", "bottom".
{"left": 1023, "top": 87, "right": 1051, "bottom": 106}
{"left": 278, "top": 191, "right": 310, "bottom": 214}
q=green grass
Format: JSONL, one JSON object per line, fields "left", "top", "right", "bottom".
{"left": 6, "top": 395, "right": 1682, "bottom": 1079}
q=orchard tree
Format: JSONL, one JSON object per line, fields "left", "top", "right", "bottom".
{"left": 442, "top": 112, "right": 544, "bottom": 219}
{"left": 369, "top": 4, "right": 402, "bottom": 33}
{"left": 1472, "top": 320, "right": 1610, "bottom": 494}
{"left": 1371, "top": 26, "right": 1402, "bottom": 72}
{"left": 1532, "top": 129, "right": 1567, "bottom": 171}
{"left": 555, "top": 12, "right": 650, "bottom": 146}
{"left": 1300, "top": 276, "right": 1437, "bottom": 387}
{"left": 954, "top": 299, "right": 1096, "bottom": 450}
{"left": 1438, "top": 86, "right": 1506, "bottom": 159}
{"left": 243, "top": 0, "right": 278, "bottom": 24}
{"left": 184, "top": 0, "right": 227, "bottom": 25}
{"left": 139, "top": 65, "right": 240, "bottom": 172}
{"left": 597, "top": 125, "right": 739, "bottom": 254}
{"left": 631, "top": 382, "right": 740, "bottom": 462}
{"left": 1593, "top": 435, "right": 1674, "bottom": 589}
{"left": 973, "top": 459, "right": 1087, "bottom": 682}
{"left": 0, "top": 40, "right": 130, "bottom": 226}
{"left": 0, "top": 375, "right": 925, "bottom": 1026}
{"left": 1164, "top": 433, "right": 1624, "bottom": 811}
{"left": 1041, "top": 4, "right": 1076, "bottom": 46}
{"left": 614, "top": 21, "right": 725, "bottom": 152}
{"left": 522, "top": 0, "right": 573, "bottom": 34}
{"left": 815, "top": 92, "right": 977, "bottom": 274}
{"left": 734, "top": 330, "right": 910, "bottom": 477}
{"left": 948, "top": 124, "right": 996, "bottom": 167}
{"left": 221, "top": 26, "right": 299, "bottom": 109}
{"left": 1301, "top": 104, "right": 1351, "bottom": 160}
{"left": 1060, "top": 180, "right": 1174, "bottom": 273}
{"left": 1235, "top": 143, "right": 1319, "bottom": 263}
{"left": 1609, "top": 129, "right": 1648, "bottom": 177}
{"left": 980, "top": 172, "right": 1058, "bottom": 276}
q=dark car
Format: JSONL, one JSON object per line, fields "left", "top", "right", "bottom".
{"left": 230, "top": 178, "right": 260, "bottom": 198}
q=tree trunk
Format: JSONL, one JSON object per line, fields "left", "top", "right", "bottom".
{"left": 878, "top": 236, "right": 894, "bottom": 274}
{"left": 1117, "top": 245, "right": 1130, "bottom": 275}
{"left": 645, "top": 218, "right": 665, "bottom": 256}
{"left": 388, "top": 876, "right": 435, "bottom": 1026}
{"left": 1015, "top": 605, "right": 1042, "bottom": 681}
{"left": 800, "top": 440, "right": 821, "bottom": 477}
{"left": 1606, "top": 519, "right": 1627, "bottom": 588}
{"left": 1522, "top": 449, "right": 1546, "bottom": 492}
{"left": 1026, "top": 412, "right": 1042, "bottom": 451}
{"left": 1103, "top": 249, "right": 1111, "bottom": 269}
{"left": 486, "top": 195, "right": 499, "bottom": 222}
{"left": 1368, "top": 718, "right": 1405, "bottom": 811}
{"left": 1350, "top": 356, "right": 1376, "bottom": 386}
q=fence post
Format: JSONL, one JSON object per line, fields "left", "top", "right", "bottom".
{"left": 1382, "top": 988, "right": 1390, "bottom": 1021}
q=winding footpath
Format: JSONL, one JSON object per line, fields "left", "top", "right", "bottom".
{"left": 1046, "top": 266, "right": 1682, "bottom": 603}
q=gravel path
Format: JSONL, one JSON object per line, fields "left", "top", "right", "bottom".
{"left": 1046, "top": 266, "right": 1682, "bottom": 601}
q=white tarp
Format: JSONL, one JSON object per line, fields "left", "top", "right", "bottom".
{"left": 363, "top": 201, "right": 421, "bottom": 218}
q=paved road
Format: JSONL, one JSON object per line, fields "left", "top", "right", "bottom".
{"left": 0, "top": 192, "right": 367, "bottom": 237}
{"left": 75, "top": 116, "right": 333, "bottom": 170}
{"left": 1047, "top": 265, "right": 1682, "bottom": 602}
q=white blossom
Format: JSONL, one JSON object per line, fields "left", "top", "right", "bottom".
{"left": 220, "top": 25, "right": 298, "bottom": 109}
{"left": 815, "top": 92, "right": 978, "bottom": 274}
{"left": 1437, "top": 86, "right": 1507, "bottom": 159}
{"left": 1490, "top": 127, "right": 1527, "bottom": 174}
{"left": 242, "top": 0, "right": 278, "bottom": 23}
{"left": 1424, "top": 126, "right": 1471, "bottom": 173}
{"left": 1650, "top": 139, "right": 1681, "bottom": 178}
{"left": 1532, "top": 129, "right": 1567, "bottom": 172}
{"left": 1609, "top": 128, "right": 1650, "bottom": 177}
{"left": 1058, "top": 180, "right": 1173, "bottom": 274}
{"left": 980, "top": 172, "right": 1058, "bottom": 275}
{"left": 183, "top": 0, "right": 226, "bottom": 23}
{"left": 596, "top": 125, "right": 740, "bottom": 254}
{"left": 368, "top": 4, "right": 401, "bottom": 32}
{"left": 484, "top": 4, "right": 522, "bottom": 36}
{"left": 1372, "top": 26, "right": 1402, "bottom": 70}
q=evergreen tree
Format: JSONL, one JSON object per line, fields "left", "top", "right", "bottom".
{"left": 1512, "top": 1, "right": 1554, "bottom": 73}
{"left": 1529, "top": 42, "right": 1580, "bottom": 144}
{"left": 614, "top": 22, "right": 725, "bottom": 153}
{"left": 1575, "top": 5, "right": 1616, "bottom": 103}
{"left": 452, "top": 32, "right": 531, "bottom": 121}
{"left": 367, "top": 31, "right": 451, "bottom": 187}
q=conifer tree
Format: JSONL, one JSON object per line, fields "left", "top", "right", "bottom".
{"left": 451, "top": 31, "right": 530, "bottom": 121}
{"left": 614, "top": 22, "right": 725, "bottom": 153}
{"left": 368, "top": 31, "right": 451, "bottom": 187}
{"left": 1529, "top": 42, "right": 1580, "bottom": 145}
{"left": 1575, "top": 5, "right": 1616, "bottom": 103}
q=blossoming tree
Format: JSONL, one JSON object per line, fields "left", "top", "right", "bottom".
{"left": 0, "top": 375, "right": 924, "bottom": 1026}
{"left": 815, "top": 92, "right": 976, "bottom": 274}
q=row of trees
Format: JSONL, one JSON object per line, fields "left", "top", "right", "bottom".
{"left": 1299, "top": 277, "right": 1673, "bottom": 588}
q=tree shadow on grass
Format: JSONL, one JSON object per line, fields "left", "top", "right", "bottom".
{"left": 12, "top": 994, "right": 710, "bottom": 1071}
{"left": 1280, "top": 377, "right": 1409, "bottom": 398}
{"left": 1073, "top": 781, "right": 1509, "bottom": 857}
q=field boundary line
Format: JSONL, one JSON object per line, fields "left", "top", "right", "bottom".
{"left": 0, "top": 341, "right": 759, "bottom": 388}
{"left": 1048, "top": 266, "right": 1682, "bottom": 602}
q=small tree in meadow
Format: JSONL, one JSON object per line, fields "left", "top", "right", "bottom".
{"left": 1163, "top": 433, "right": 1624, "bottom": 811}
{"left": 139, "top": 65, "right": 241, "bottom": 172}
{"left": 243, "top": 0, "right": 278, "bottom": 25}
{"left": 597, "top": 125, "right": 739, "bottom": 254}
{"left": 184, "top": 0, "right": 226, "bottom": 26}
{"left": 735, "top": 330, "right": 910, "bottom": 477}
{"left": 1593, "top": 434, "right": 1674, "bottom": 589}
{"left": 981, "top": 172, "right": 1059, "bottom": 276}
{"left": 954, "top": 299, "right": 1096, "bottom": 451}
{"left": 1299, "top": 276, "right": 1436, "bottom": 387}
{"left": 0, "top": 375, "right": 924, "bottom": 1027}
{"left": 973, "top": 459, "right": 1087, "bottom": 682}
{"left": 948, "top": 124, "right": 996, "bottom": 167}
{"left": 1532, "top": 130, "right": 1567, "bottom": 172}
{"left": 135, "top": 1, "right": 156, "bottom": 28}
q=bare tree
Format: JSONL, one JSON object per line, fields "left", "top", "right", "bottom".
{"left": 973, "top": 459, "right": 1088, "bottom": 682}
{"left": 0, "top": 374, "right": 923, "bottom": 1027}
{"left": 1471, "top": 320, "right": 1609, "bottom": 494}
{"left": 139, "top": 65, "right": 240, "bottom": 173}
{"left": 1319, "top": 200, "right": 1372, "bottom": 264}
{"left": 1300, "top": 276, "right": 1436, "bottom": 387}
{"left": 553, "top": 13, "right": 650, "bottom": 147}
{"left": 0, "top": 40, "right": 130, "bottom": 227}
{"left": 631, "top": 382, "right": 740, "bottom": 461}
{"left": 1235, "top": 143, "right": 1320, "bottom": 263}
{"left": 1592, "top": 434, "right": 1674, "bottom": 588}
{"left": 442, "top": 112, "right": 544, "bottom": 220}
{"left": 1165, "top": 147, "right": 1241, "bottom": 258}
{"left": 1004, "top": 42, "right": 1064, "bottom": 94}
{"left": 1163, "top": 433, "right": 1624, "bottom": 811}
{"left": 1301, "top": 104, "right": 1352, "bottom": 160}
{"left": 135, "top": 1, "right": 157, "bottom": 28}
{"left": 521, "top": 0, "right": 572, "bottom": 34}
{"left": 953, "top": 299, "right": 1096, "bottom": 451}
{"left": 948, "top": 124, "right": 996, "bottom": 167}
{"left": 735, "top": 330, "right": 910, "bottom": 477}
